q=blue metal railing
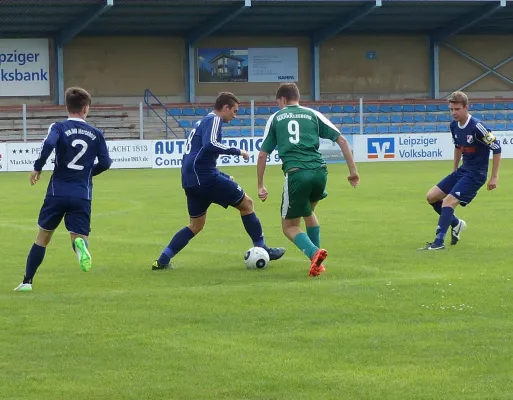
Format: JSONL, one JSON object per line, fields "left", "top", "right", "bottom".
{"left": 143, "top": 89, "right": 181, "bottom": 138}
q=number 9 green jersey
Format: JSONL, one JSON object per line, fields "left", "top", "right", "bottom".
{"left": 260, "top": 104, "right": 341, "bottom": 172}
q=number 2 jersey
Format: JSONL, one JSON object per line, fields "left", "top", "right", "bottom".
{"left": 260, "top": 104, "right": 341, "bottom": 172}
{"left": 450, "top": 115, "right": 501, "bottom": 176}
{"left": 34, "top": 118, "right": 112, "bottom": 200}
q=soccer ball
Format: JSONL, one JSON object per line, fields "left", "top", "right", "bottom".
{"left": 244, "top": 247, "right": 270, "bottom": 270}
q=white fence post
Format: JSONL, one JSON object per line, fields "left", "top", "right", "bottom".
{"left": 139, "top": 102, "right": 144, "bottom": 140}
{"left": 22, "top": 104, "right": 27, "bottom": 142}
{"left": 250, "top": 99, "right": 255, "bottom": 137}
{"left": 359, "top": 97, "right": 364, "bottom": 135}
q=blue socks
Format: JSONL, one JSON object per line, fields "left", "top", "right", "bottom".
{"left": 24, "top": 243, "right": 46, "bottom": 284}
{"left": 433, "top": 207, "right": 455, "bottom": 246}
{"left": 430, "top": 200, "right": 442, "bottom": 215}
{"left": 241, "top": 213, "right": 265, "bottom": 248}
{"left": 157, "top": 213, "right": 265, "bottom": 266}
{"left": 430, "top": 200, "right": 460, "bottom": 228}
{"left": 158, "top": 227, "right": 195, "bottom": 265}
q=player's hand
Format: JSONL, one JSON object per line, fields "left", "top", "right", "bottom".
{"left": 30, "top": 170, "right": 41, "bottom": 186}
{"left": 258, "top": 186, "right": 268, "bottom": 202}
{"left": 240, "top": 150, "right": 249, "bottom": 160}
{"left": 487, "top": 176, "right": 498, "bottom": 191}
{"left": 347, "top": 172, "right": 360, "bottom": 188}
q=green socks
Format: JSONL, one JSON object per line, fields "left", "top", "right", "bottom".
{"left": 293, "top": 232, "right": 318, "bottom": 259}
{"left": 307, "top": 225, "right": 320, "bottom": 248}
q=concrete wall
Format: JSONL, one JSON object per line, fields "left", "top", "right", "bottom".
{"left": 1, "top": 34, "right": 512, "bottom": 106}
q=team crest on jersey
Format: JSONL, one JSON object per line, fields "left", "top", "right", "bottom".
{"left": 466, "top": 135, "right": 474, "bottom": 144}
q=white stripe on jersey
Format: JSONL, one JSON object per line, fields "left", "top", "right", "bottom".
{"left": 263, "top": 111, "right": 279, "bottom": 140}
{"left": 39, "top": 123, "right": 55, "bottom": 157}
{"left": 41, "top": 123, "right": 55, "bottom": 195}
{"left": 475, "top": 122, "right": 489, "bottom": 137}
{"left": 311, "top": 108, "right": 341, "bottom": 134}
{"left": 475, "top": 122, "right": 498, "bottom": 147}
{"left": 209, "top": 116, "right": 230, "bottom": 150}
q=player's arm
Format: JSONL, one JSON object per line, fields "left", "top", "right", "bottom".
{"left": 202, "top": 116, "right": 242, "bottom": 156}
{"left": 335, "top": 135, "right": 359, "bottom": 186}
{"left": 33, "top": 123, "right": 59, "bottom": 172}
{"left": 314, "top": 110, "right": 359, "bottom": 187}
{"left": 475, "top": 122, "right": 501, "bottom": 190}
{"left": 450, "top": 125, "right": 462, "bottom": 171}
{"left": 92, "top": 132, "right": 113, "bottom": 176}
{"left": 453, "top": 147, "right": 462, "bottom": 171}
{"left": 31, "top": 123, "right": 59, "bottom": 185}
{"left": 257, "top": 115, "right": 277, "bottom": 202}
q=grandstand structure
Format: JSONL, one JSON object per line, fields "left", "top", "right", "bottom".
{"left": 1, "top": 0, "right": 512, "bottom": 141}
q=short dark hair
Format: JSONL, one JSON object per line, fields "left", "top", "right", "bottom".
{"left": 214, "top": 92, "right": 240, "bottom": 111}
{"left": 276, "top": 83, "right": 300, "bottom": 102}
{"left": 65, "top": 87, "right": 92, "bottom": 113}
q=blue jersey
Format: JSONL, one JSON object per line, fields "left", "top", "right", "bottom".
{"left": 34, "top": 118, "right": 112, "bottom": 200}
{"left": 450, "top": 115, "right": 501, "bottom": 175}
{"left": 181, "top": 112, "right": 241, "bottom": 187}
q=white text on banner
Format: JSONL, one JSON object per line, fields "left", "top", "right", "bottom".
{"left": 152, "top": 137, "right": 282, "bottom": 169}
{"left": 353, "top": 133, "right": 454, "bottom": 162}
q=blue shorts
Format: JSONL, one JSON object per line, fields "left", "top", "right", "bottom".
{"left": 436, "top": 168, "right": 486, "bottom": 206}
{"left": 38, "top": 196, "right": 92, "bottom": 235}
{"left": 184, "top": 175, "right": 245, "bottom": 218}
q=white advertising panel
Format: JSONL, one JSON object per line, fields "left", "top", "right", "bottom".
{"left": 0, "top": 39, "right": 50, "bottom": 96}
{"left": 353, "top": 133, "right": 454, "bottom": 162}
{"left": 6, "top": 141, "right": 55, "bottom": 172}
{"left": 492, "top": 131, "right": 513, "bottom": 158}
{"left": 152, "top": 137, "right": 282, "bottom": 169}
{"left": 107, "top": 140, "right": 152, "bottom": 169}
{"left": 248, "top": 47, "right": 298, "bottom": 83}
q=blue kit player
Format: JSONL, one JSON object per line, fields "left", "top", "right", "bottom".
{"left": 14, "top": 87, "right": 112, "bottom": 292}
{"left": 152, "top": 92, "right": 285, "bottom": 270}
{"left": 420, "top": 91, "right": 501, "bottom": 250}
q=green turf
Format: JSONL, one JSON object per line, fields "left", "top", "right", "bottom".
{"left": 1, "top": 161, "right": 512, "bottom": 400}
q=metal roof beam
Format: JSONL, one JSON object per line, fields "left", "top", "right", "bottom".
{"left": 431, "top": 0, "right": 506, "bottom": 42}
{"left": 187, "top": 0, "right": 251, "bottom": 44}
{"left": 57, "top": 0, "right": 114, "bottom": 45}
{"left": 313, "top": 0, "right": 381, "bottom": 44}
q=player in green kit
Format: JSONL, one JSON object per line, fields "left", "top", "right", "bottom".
{"left": 257, "top": 83, "right": 359, "bottom": 276}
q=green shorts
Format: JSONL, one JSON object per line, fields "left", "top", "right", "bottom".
{"left": 281, "top": 167, "right": 328, "bottom": 219}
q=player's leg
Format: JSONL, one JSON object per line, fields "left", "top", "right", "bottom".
{"left": 65, "top": 198, "right": 92, "bottom": 272}
{"left": 420, "top": 174, "right": 483, "bottom": 250}
{"left": 282, "top": 170, "right": 327, "bottom": 276}
{"left": 304, "top": 203, "right": 320, "bottom": 247}
{"left": 15, "top": 198, "right": 63, "bottom": 291}
{"left": 442, "top": 175, "right": 483, "bottom": 246}
{"left": 304, "top": 167, "right": 329, "bottom": 249}
{"left": 70, "top": 233, "right": 91, "bottom": 272}
{"left": 153, "top": 187, "right": 208, "bottom": 270}
{"left": 422, "top": 194, "right": 460, "bottom": 250}
{"left": 427, "top": 171, "right": 462, "bottom": 230}
{"left": 231, "top": 187, "right": 286, "bottom": 261}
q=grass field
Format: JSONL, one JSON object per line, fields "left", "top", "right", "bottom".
{"left": 1, "top": 161, "right": 512, "bottom": 400}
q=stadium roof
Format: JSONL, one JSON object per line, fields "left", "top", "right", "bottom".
{"left": 0, "top": 0, "right": 512, "bottom": 42}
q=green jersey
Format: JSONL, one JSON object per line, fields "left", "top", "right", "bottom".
{"left": 260, "top": 104, "right": 341, "bottom": 172}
